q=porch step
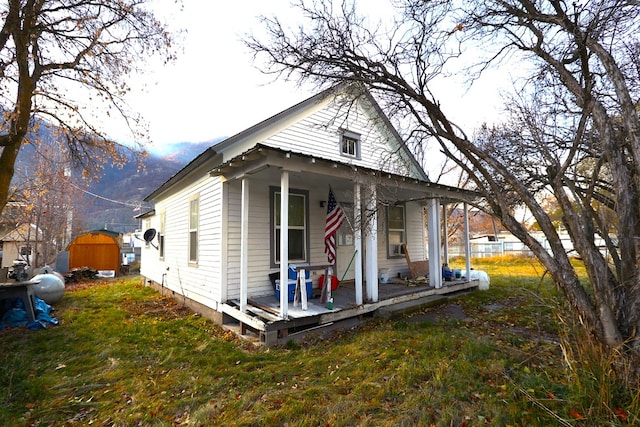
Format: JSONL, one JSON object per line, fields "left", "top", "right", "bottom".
{"left": 375, "top": 295, "right": 447, "bottom": 319}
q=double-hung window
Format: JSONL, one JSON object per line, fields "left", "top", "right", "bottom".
{"left": 387, "top": 204, "right": 406, "bottom": 257}
{"left": 188, "top": 196, "right": 199, "bottom": 264}
{"left": 271, "top": 187, "right": 309, "bottom": 266}
{"left": 340, "top": 131, "right": 361, "bottom": 159}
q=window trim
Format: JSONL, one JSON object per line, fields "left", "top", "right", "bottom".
{"left": 188, "top": 195, "right": 199, "bottom": 265}
{"left": 158, "top": 209, "right": 166, "bottom": 260}
{"left": 340, "top": 130, "right": 361, "bottom": 159}
{"left": 386, "top": 203, "right": 406, "bottom": 259}
{"left": 269, "top": 186, "right": 310, "bottom": 268}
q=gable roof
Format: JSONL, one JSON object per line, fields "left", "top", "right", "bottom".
{"left": 67, "top": 229, "right": 122, "bottom": 249}
{"left": 73, "top": 229, "right": 122, "bottom": 239}
{"left": 145, "top": 83, "right": 427, "bottom": 202}
{"left": 0, "top": 223, "right": 43, "bottom": 242}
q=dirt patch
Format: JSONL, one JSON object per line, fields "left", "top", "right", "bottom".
{"left": 64, "top": 279, "right": 195, "bottom": 320}
{"left": 406, "top": 303, "right": 474, "bottom": 324}
{"left": 123, "top": 298, "right": 194, "bottom": 320}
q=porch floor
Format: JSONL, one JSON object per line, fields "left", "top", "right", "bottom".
{"left": 224, "top": 277, "right": 478, "bottom": 346}
{"left": 251, "top": 278, "right": 449, "bottom": 316}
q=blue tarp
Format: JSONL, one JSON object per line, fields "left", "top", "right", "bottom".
{"left": 0, "top": 296, "right": 59, "bottom": 330}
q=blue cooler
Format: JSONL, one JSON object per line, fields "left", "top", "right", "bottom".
{"left": 275, "top": 278, "right": 313, "bottom": 302}
{"left": 274, "top": 264, "right": 312, "bottom": 302}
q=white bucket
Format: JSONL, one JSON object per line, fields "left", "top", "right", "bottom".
{"left": 469, "top": 270, "right": 491, "bottom": 290}
{"left": 379, "top": 268, "right": 391, "bottom": 283}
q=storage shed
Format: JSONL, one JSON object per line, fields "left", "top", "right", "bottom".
{"left": 67, "top": 230, "right": 122, "bottom": 275}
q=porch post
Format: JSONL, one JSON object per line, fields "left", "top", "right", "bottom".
{"left": 279, "top": 171, "right": 289, "bottom": 319}
{"left": 354, "top": 182, "right": 363, "bottom": 305}
{"left": 365, "top": 184, "right": 378, "bottom": 302}
{"left": 240, "top": 178, "right": 249, "bottom": 312}
{"left": 427, "top": 198, "right": 443, "bottom": 289}
{"left": 220, "top": 182, "right": 229, "bottom": 303}
{"left": 463, "top": 202, "right": 472, "bottom": 281}
{"left": 442, "top": 203, "right": 449, "bottom": 265}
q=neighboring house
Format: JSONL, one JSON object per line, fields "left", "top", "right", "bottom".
{"left": 0, "top": 223, "right": 42, "bottom": 269}
{"left": 452, "top": 230, "right": 591, "bottom": 259}
{"left": 139, "top": 84, "right": 479, "bottom": 345}
{"left": 121, "top": 231, "right": 144, "bottom": 265}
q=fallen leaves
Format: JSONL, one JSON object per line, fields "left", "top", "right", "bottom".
{"left": 569, "top": 408, "right": 584, "bottom": 420}
{"left": 614, "top": 407, "right": 628, "bottom": 422}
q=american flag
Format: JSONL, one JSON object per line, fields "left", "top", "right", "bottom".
{"left": 324, "top": 188, "right": 345, "bottom": 264}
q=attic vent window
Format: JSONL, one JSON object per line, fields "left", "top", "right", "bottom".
{"left": 340, "top": 131, "right": 361, "bottom": 159}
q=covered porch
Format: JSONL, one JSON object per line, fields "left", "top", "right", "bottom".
{"left": 221, "top": 277, "right": 479, "bottom": 346}
{"left": 212, "top": 144, "right": 480, "bottom": 345}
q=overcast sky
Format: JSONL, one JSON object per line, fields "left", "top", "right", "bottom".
{"left": 109, "top": 1, "right": 308, "bottom": 149}
{"left": 114, "top": 1, "right": 508, "bottom": 151}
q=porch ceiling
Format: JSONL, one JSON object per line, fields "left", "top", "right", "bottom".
{"left": 209, "top": 144, "right": 480, "bottom": 204}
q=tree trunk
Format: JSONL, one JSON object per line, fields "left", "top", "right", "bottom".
{"left": 0, "top": 139, "right": 21, "bottom": 210}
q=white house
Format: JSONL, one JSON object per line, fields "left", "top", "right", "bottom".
{"left": 1, "top": 223, "right": 41, "bottom": 269}
{"left": 138, "top": 84, "right": 479, "bottom": 345}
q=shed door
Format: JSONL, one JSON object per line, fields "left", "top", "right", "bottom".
{"left": 70, "top": 244, "right": 120, "bottom": 274}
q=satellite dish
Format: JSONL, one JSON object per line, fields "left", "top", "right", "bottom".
{"left": 143, "top": 228, "right": 158, "bottom": 249}
{"left": 143, "top": 228, "right": 157, "bottom": 242}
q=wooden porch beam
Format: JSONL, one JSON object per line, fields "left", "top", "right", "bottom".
{"left": 279, "top": 170, "right": 289, "bottom": 319}
{"left": 220, "top": 303, "right": 266, "bottom": 332}
{"left": 443, "top": 203, "right": 449, "bottom": 264}
{"left": 365, "top": 184, "right": 378, "bottom": 302}
{"left": 464, "top": 202, "right": 472, "bottom": 280}
{"left": 427, "top": 198, "right": 443, "bottom": 289}
{"left": 240, "top": 178, "right": 249, "bottom": 312}
{"left": 354, "top": 182, "right": 363, "bottom": 306}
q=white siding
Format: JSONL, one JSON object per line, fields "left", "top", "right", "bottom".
{"left": 224, "top": 178, "right": 337, "bottom": 299}
{"left": 143, "top": 179, "right": 431, "bottom": 305}
{"left": 1, "top": 241, "right": 21, "bottom": 269}
{"left": 141, "top": 173, "right": 225, "bottom": 308}
{"left": 141, "top": 87, "right": 437, "bottom": 311}
{"left": 262, "top": 101, "right": 409, "bottom": 176}
{"left": 226, "top": 179, "right": 278, "bottom": 300}
{"left": 376, "top": 201, "right": 427, "bottom": 278}
{"left": 139, "top": 217, "right": 162, "bottom": 282}
{"left": 219, "top": 95, "right": 417, "bottom": 178}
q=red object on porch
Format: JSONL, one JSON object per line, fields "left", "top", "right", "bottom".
{"left": 319, "top": 274, "right": 339, "bottom": 291}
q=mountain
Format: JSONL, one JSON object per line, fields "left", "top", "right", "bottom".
{"left": 11, "top": 136, "right": 224, "bottom": 234}
{"left": 148, "top": 139, "right": 224, "bottom": 163}
{"left": 4, "top": 111, "right": 229, "bottom": 234}
{"left": 78, "top": 140, "right": 222, "bottom": 233}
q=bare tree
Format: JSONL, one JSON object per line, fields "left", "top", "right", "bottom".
{"left": 11, "top": 138, "right": 86, "bottom": 268}
{"left": 0, "top": 0, "right": 179, "bottom": 214}
{"left": 246, "top": 0, "right": 640, "bottom": 381}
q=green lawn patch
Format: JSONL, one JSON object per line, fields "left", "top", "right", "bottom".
{"left": 1, "top": 260, "right": 637, "bottom": 426}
